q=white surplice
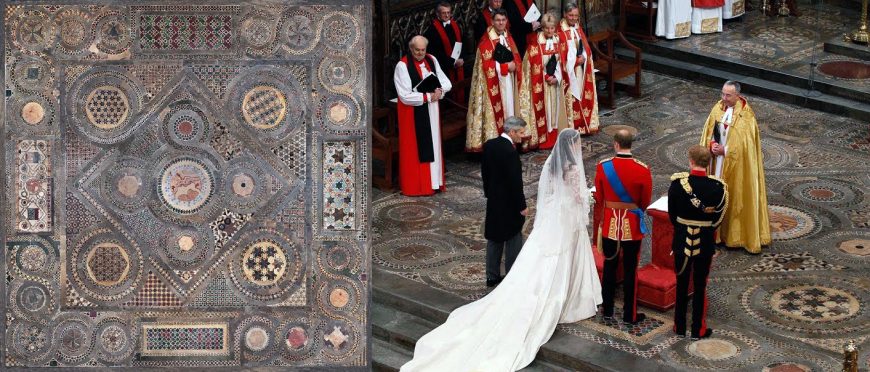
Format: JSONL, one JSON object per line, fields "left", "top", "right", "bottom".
{"left": 656, "top": 0, "right": 693, "bottom": 39}
{"left": 494, "top": 34, "right": 516, "bottom": 118}
{"left": 713, "top": 106, "right": 732, "bottom": 177}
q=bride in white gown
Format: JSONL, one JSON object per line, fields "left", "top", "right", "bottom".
{"left": 400, "top": 128, "right": 603, "bottom": 372}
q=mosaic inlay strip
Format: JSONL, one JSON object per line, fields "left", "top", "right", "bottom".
{"left": 15, "top": 140, "right": 52, "bottom": 233}
{"left": 323, "top": 141, "right": 356, "bottom": 231}
{"left": 141, "top": 323, "right": 229, "bottom": 356}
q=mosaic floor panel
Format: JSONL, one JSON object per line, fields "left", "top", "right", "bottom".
{"left": 3, "top": 2, "right": 370, "bottom": 369}
{"left": 372, "top": 72, "right": 869, "bottom": 370}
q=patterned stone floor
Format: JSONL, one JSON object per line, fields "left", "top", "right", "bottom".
{"left": 372, "top": 72, "right": 870, "bottom": 370}
{"left": 650, "top": 1, "right": 868, "bottom": 93}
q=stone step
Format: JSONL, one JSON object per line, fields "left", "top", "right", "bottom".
{"left": 631, "top": 39, "right": 870, "bottom": 103}
{"left": 618, "top": 47, "right": 870, "bottom": 122}
{"left": 373, "top": 269, "right": 666, "bottom": 372}
{"left": 372, "top": 303, "right": 579, "bottom": 372}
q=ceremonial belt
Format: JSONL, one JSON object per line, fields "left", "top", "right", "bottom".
{"left": 601, "top": 160, "right": 648, "bottom": 234}
{"left": 676, "top": 217, "right": 714, "bottom": 227}
{"left": 604, "top": 201, "right": 639, "bottom": 210}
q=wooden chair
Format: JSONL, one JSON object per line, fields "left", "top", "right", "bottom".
{"left": 589, "top": 30, "right": 643, "bottom": 108}
{"left": 439, "top": 78, "right": 470, "bottom": 143}
{"left": 371, "top": 106, "right": 398, "bottom": 191}
{"left": 619, "top": 0, "right": 659, "bottom": 41}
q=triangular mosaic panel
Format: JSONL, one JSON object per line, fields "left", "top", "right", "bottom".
{"left": 3, "top": 1, "right": 370, "bottom": 368}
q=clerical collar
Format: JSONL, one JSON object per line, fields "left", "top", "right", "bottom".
{"left": 616, "top": 152, "right": 632, "bottom": 158}
{"left": 690, "top": 169, "right": 707, "bottom": 177}
{"left": 500, "top": 132, "right": 513, "bottom": 144}
{"left": 442, "top": 20, "right": 451, "bottom": 27}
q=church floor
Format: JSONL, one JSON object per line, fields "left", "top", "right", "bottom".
{"left": 372, "top": 72, "right": 870, "bottom": 370}
{"left": 637, "top": 0, "right": 867, "bottom": 95}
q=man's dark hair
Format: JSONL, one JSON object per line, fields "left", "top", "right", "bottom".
{"left": 436, "top": 1, "right": 452, "bottom": 12}
{"left": 492, "top": 8, "right": 508, "bottom": 19}
{"left": 613, "top": 129, "right": 634, "bottom": 149}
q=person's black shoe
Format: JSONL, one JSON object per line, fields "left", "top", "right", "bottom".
{"left": 691, "top": 328, "right": 713, "bottom": 340}
{"left": 673, "top": 325, "right": 687, "bottom": 337}
{"left": 601, "top": 310, "right": 614, "bottom": 319}
{"left": 625, "top": 313, "right": 647, "bottom": 324}
{"left": 486, "top": 277, "right": 502, "bottom": 287}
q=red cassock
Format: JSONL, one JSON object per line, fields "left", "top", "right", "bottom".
{"left": 593, "top": 154, "right": 653, "bottom": 241}
{"left": 394, "top": 55, "right": 452, "bottom": 196}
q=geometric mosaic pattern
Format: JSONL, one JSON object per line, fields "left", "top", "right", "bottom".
{"left": 3, "top": 2, "right": 370, "bottom": 368}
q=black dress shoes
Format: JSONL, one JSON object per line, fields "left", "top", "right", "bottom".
{"left": 486, "top": 277, "right": 502, "bottom": 287}
{"left": 625, "top": 313, "right": 647, "bottom": 324}
{"left": 691, "top": 328, "right": 714, "bottom": 340}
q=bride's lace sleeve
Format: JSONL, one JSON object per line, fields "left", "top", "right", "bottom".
{"left": 564, "top": 167, "right": 590, "bottom": 228}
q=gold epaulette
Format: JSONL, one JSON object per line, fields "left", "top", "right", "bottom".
{"left": 670, "top": 172, "right": 689, "bottom": 181}
{"left": 633, "top": 158, "right": 649, "bottom": 168}
{"left": 598, "top": 157, "right": 613, "bottom": 164}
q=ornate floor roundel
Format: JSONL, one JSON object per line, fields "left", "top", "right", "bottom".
{"left": 4, "top": 2, "right": 370, "bottom": 369}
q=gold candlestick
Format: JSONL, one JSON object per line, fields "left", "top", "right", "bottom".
{"left": 847, "top": 0, "right": 869, "bottom": 44}
{"left": 843, "top": 340, "right": 858, "bottom": 372}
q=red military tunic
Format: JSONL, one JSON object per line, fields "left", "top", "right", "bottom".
{"left": 594, "top": 153, "right": 653, "bottom": 241}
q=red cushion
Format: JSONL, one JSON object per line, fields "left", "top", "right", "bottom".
{"left": 637, "top": 264, "right": 677, "bottom": 291}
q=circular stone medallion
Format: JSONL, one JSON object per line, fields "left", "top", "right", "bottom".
{"left": 242, "top": 86, "right": 288, "bottom": 130}
{"left": 329, "top": 287, "right": 350, "bottom": 308}
{"left": 232, "top": 173, "right": 256, "bottom": 197}
{"left": 447, "top": 262, "right": 486, "bottom": 284}
{"left": 245, "top": 326, "right": 270, "bottom": 351}
{"left": 769, "top": 205, "right": 817, "bottom": 241}
{"left": 18, "top": 284, "right": 47, "bottom": 312}
{"left": 54, "top": 315, "right": 94, "bottom": 364}
{"left": 159, "top": 159, "right": 214, "bottom": 213}
{"left": 279, "top": 8, "right": 320, "bottom": 55}
{"left": 21, "top": 101, "right": 45, "bottom": 125}
{"left": 95, "top": 13, "right": 130, "bottom": 54}
{"left": 686, "top": 339, "right": 739, "bottom": 360}
{"left": 241, "top": 240, "right": 288, "bottom": 286}
{"left": 116, "top": 174, "right": 141, "bottom": 198}
{"left": 18, "top": 245, "right": 48, "bottom": 273}
{"left": 13, "top": 9, "right": 54, "bottom": 52}
{"left": 321, "top": 12, "right": 359, "bottom": 51}
{"left": 838, "top": 238, "right": 870, "bottom": 257}
{"left": 286, "top": 326, "right": 308, "bottom": 350}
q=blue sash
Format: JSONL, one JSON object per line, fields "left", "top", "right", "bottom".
{"left": 602, "top": 160, "right": 648, "bottom": 234}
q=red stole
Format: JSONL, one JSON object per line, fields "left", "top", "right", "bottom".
{"left": 432, "top": 19, "right": 465, "bottom": 101}
{"left": 526, "top": 32, "right": 568, "bottom": 149}
{"left": 558, "top": 24, "right": 597, "bottom": 133}
{"left": 693, "top": 0, "right": 725, "bottom": 7}
{"left": 478, "top": 29, "right": 522, "bottom": 132}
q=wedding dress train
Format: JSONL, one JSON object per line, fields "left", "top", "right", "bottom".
{"left": 401, "top": 129, "right": 602, "bottom": 372}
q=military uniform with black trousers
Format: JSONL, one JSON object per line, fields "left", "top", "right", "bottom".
{"left": 668, "top": 169, "right": 728, "bottom": 339}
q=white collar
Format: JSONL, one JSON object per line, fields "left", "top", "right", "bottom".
{"left": 500, "top": 132, "right": 514, "bottom": 144}
{"left": 442, "top": 20, "right": 451, "bottom": 27}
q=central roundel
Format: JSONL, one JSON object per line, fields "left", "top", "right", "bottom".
{"left": 241, "top": 240, "right": 288, "bottom": 286}
{"left": 85, "top": 86, "right": 130, "bottom": 130}
{"left": 242, "top": 86, "right": 287, "bottom": 129}
{"left": 158, "top": 159, "right": 214, "bottom": 213}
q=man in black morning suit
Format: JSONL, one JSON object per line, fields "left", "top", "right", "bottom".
{"left": 481, "top": 116, "right": 529, "bottom": 287}
{"left": 668, "top": 145, "right": 729, "bottom": 340}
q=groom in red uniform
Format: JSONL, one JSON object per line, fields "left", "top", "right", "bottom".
{"left": 594, "top": 129, "right": 652, "bottom": 324}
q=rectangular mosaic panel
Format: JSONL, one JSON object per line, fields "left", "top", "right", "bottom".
{"left": 135, "top": 8, "right": 236, "bottom": 52}
{"left": 141, "top": 323, "right": 230, "bottom": 357}
{"left": 15, "top": 140, "right": 52, "bottom": 233}
{"left": 323, "top": 141, "right": 357, "bottom": 231}
{"left": 3, "top": 1, "right": 370, "bottom": 369}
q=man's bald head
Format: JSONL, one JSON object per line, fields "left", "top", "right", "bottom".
{"left": 409, "top": 35, "right": 429, "bottom": 61}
